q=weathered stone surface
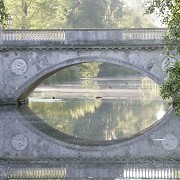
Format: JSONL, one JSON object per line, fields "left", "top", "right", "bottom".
{"left": 0, "top": 54, "right": 4, "bottom": 103}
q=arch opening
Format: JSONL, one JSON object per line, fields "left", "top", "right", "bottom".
{"left": 24, "top": 60, "right": 170, "bottom": 145}
{"left": 17, "top": 56, "right": 162, "bottom": 101}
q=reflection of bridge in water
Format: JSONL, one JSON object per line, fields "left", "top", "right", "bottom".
{"left": 0, "top": 105, "right": 179, "bottom": 160}
{"left": 0, "top": 29, "right": 179, "bottom": 163}
{"left": 1, "top": 160, "right": 179, "bottom": 179}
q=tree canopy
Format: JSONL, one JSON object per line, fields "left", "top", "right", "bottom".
{"left": 146, "top": 0, "right": 180, "bottom": 115}
{"left": 0, "top": 0, "right": 8, "bottom": 28}
{"left": 4, "top": 0, "right": 155, "bottom": 29}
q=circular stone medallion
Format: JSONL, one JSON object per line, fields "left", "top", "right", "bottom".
{"left": 162, "top": 133, "right": 178, "bottom": 151}
{"left": 161, "top": 57, "right": 176, "bottom": 72}
{"left": 12, "top": 134, "right": 28, "bottom": 151}
{"left": 11, "top": 58, "right": 28, "bottom": 75}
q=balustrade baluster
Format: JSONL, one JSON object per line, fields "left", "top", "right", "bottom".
{"left": 43, "top": 31, "right": 46, "bottom": 40}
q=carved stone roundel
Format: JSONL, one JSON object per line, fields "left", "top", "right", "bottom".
{"left": 162, "top": 133, "right": 178, "bottom": 151}
{"left": 11, "top": 58, "right": 28, "bottom": 75}
{"left": 12, "top": 134, "right": 28, "bottom": 151}
{"left": 161, "top": 57, "right": 176, "bottom": 72}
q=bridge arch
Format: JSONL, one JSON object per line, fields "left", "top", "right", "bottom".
{"left": 15, "top": 55, "right": 162, "bottom": 102}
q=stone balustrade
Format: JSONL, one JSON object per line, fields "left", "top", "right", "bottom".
{"left": 0, "top": 28, "right": 167, "bottom": 43}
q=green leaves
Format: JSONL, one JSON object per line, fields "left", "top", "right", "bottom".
{"left": 4, "top": 0, "right": 156, "bottom": 29}
{"left": 146, "top": 0, "right": 180, "bottom": 115}
{"left": 0, "top": 0, "right": 8, "bottom": 28}
{"left": 160, "top": 61, "right": 180, "bottom": 115}
{"left": 4, "top": 0, "right": 69, "bottom": 29}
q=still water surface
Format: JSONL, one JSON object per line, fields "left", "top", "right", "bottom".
{"left": 28, "top": 76, "right": 170, "bottom": 143}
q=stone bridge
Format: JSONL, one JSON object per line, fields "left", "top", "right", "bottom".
{"left": 0, "top": 28, "right": 179, "bottom": 161}
{"left": 0, "top": 28, "right": 178, "bottom": 104}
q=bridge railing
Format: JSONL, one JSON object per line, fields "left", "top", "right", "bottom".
{"left": 1, "top": 30, "right": 65, "bottom": 41}
{"left": 0, "top": 28, "right": 168, "bottom": 43}
{"left": 122, "top": 29, "right": 167, "bottom": 40}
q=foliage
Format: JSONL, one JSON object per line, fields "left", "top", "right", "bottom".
{"left": 43, "top": 66, "right": 80, "bottom": 84}
{"left": 104, "top": 0, "right": 124, "bottom": 28}
{"left": 67, "top": 0, "right": 108, "bottom": 28}
{"left": 118, "top": 6, "right": 155, "bottom": 28}
{"left": 146, "top": 0, "right": 180, "bottom": 115}
{"left": 146, "top": 0, "right": 180, "bottom": 54}
{"left": 5, "top": 0, "right": 155, "bottom": 29}
{"left": 4, "top": 0, "right": 69, "bottom": 29}
{"left": 0, "top": 0, "right": 8, "bottom": 28}
{"left": 160, "top": 61, "right": 180, "bottom": 115}
{"left": 79, "top": 62, "right": 102, "bottom": 78}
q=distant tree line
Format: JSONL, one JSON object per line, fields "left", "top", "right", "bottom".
{"left": 4, "top": 0, "right": 154, "bottom": 29}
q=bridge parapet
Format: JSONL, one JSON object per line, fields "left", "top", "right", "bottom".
{"left": 0, "top": 28, "right": 167, "bottom": 47}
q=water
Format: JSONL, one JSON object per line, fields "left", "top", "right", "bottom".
{"left": 1, "top": 73, "right": 179, "bottom": 179}
{"left": 28, "top": 76, "right": 169, "bottom": 144}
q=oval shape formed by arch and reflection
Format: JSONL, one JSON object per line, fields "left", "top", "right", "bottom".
{"left": 28, "top": 62, "right": 170, "bottom": 144}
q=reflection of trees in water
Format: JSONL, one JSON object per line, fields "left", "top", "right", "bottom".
{"left": 73, "top": 99, "right": 167, "bottom": 141}
{"left": 112, "top": 100, "right": 165, "bottom": 139}
{"left": 29, "top": 96, "right": 168, "bottom": 141}
{"left": 29, "top": 99, "right": 101, "bottom": 135}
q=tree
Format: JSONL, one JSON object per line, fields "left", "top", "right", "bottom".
{"left": 105, "top": 0, "right": 154, "bottom": 28}
{"left": 146, "top": 0, "right": 180, "bottom": 115}
{"left": 67, "top": 0, "right": 108, "bottom": 28}
{"left": 160, "top": 61, "right": 180, "bottom": 115}
{"left": 0, "top": 0, "right": 8, "bottom": 28}
{"left": 4, "top": 0, "right": 69, "bottom": 29}
{"left": 104, "top": 0, "right": 124, "bottom": 28}
{"left": 79, "top": 62, "right": 101, "bottom": 78}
